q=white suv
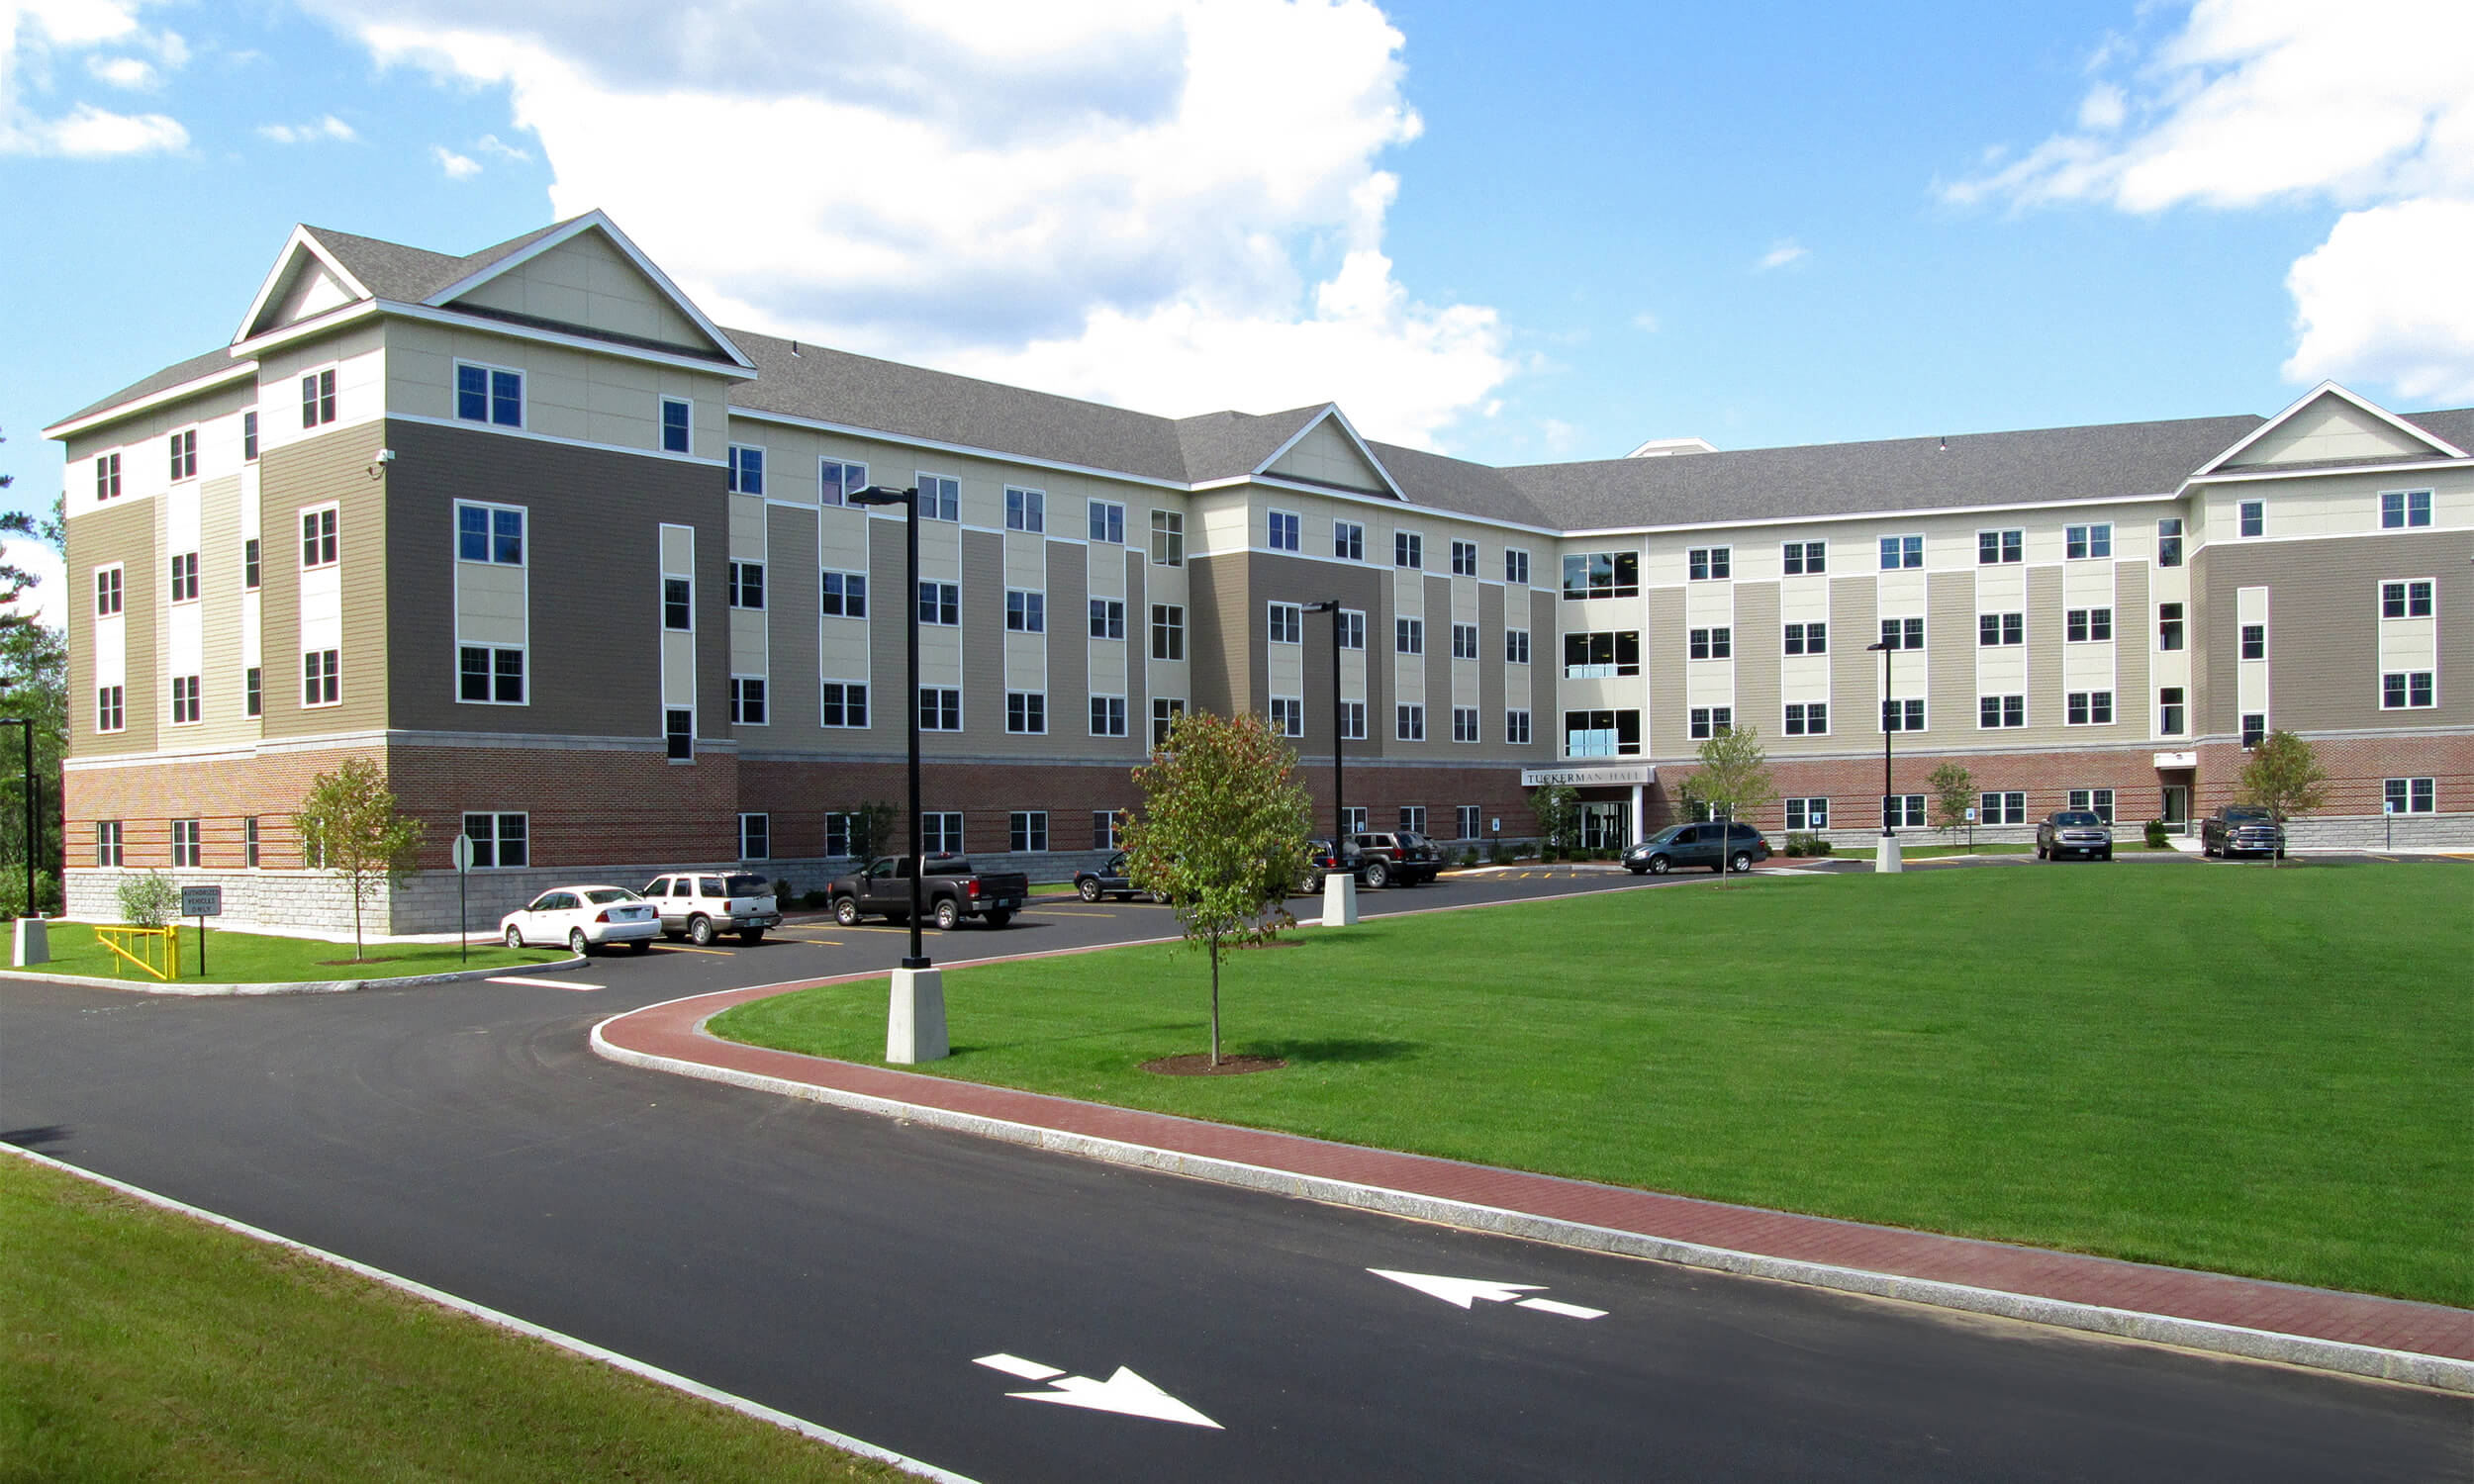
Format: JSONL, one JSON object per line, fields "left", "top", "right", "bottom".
{"left": 642, "top": 872, "right": 783, "bottom": 945}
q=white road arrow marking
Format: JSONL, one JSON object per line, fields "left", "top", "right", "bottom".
{"left": 1369, "top": 1268, "right": 1606, "bottom": 1319}
{"left": 974, "top": 1355, "right": 1222, "bottom": 1429}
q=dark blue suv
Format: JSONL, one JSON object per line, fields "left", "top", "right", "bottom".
{"left": 1624, "top": 821, "right": 1770, "bottom": 875}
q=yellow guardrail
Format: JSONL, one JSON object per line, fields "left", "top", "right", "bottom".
{"left": 96, "top": 923, "right": 177, "bottom": 981}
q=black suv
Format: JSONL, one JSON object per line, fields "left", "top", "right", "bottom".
{"left": 1348, "top": 831, "right": 1442, "bottom": 887}
{"left": 1625, "top": 821, "right": 1769, "bottom": 875}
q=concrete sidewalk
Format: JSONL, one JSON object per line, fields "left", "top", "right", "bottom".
{"left": 595, "top": 975, "right": 2473, "bottom": 1394}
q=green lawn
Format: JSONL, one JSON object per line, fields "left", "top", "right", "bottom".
{"left": 39, "top": 922, "right": 560, "bottom": 983}
{"left": 0, "top": 1157, "right": 907, "bottom": 1481}
{"left": 715, "top": 864, "right": 2473, "bottom": 1305}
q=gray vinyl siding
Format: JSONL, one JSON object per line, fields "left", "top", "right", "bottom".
{"left": 1829, "top": 575, "right": 1877, "bottom": 745}
{"left": 2026, "top": 565, "right": 2065, "bottom": 734}
{"left": 1734, "top": 581, "right": 1780, "bottom": 744}
{"left": 2203, "top": 529, "right": 2474, "bottom": 731}
{"left": 954, "top": 528, "right": 1005, "bottom": 755}
{"left": 2117, "top": 561, "right": 2151, "bottom": 735}
{"left": 763, "top": 503, "right": 821, "bottom": 751}
{"left": 1646, "top": 586, "right": 1685, "bottom": 757}
{"left": 1926, "top": 569, "right": 1973, "bottom": 741}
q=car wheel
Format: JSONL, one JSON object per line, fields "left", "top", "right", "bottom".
{"left": 568, "top": 928, "right": 590, "bottom": 956}
{"left": 986, "top": 909, "right": 1013, "bottom": 928}
{"left": 1729, "top": 851, "right": 1753, "bottom": 874}
{"left": 504, "top": 924, "right": 525, "bottom": 949}
{"left": 834, "top": 897, "right": 860, "bottom": 926}
{"left": 1079, "top": 879, "right": 1102, "bottom": 902}
{"left": 934, "top": 898, "right": 962, "bottom": 931}
{"left": 1648, "top": 856, "right": 1670, "bottom": 876}
{"left": 688, "top": 915, "right": 715, "bottom": 947}
{"left": 2100, "top": 850, "right": 2114, "bottom": 862}
{"left": 740, "top": 927, "right": 765, "bottom": 944}
{"left": 628, "top": 939, "right": 651, "bottom": 955}
{"left": 1364, "top": 861, "right": 1390, "bottom": 888}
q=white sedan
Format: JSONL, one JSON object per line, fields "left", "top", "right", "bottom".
{"left": 500, "top": 885, "right": 660, "bottom": 955}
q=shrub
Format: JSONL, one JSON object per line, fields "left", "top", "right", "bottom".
{"left": 1784, "top": 832, "right": 1834, "bottom": 858}
{"left": 116, "top": 870, "right": 179, "bottom": 928}
{"left": 2143, "top": 819, "right": 2170, "bottom": 849}
{"left": 773, "top": 878, "right": 793, "bottom": 902}
{"left": 0, "top": 870, "right": 58, "bottom": 920}
{"left": 799, "top": 889, "right": 830, "bottom": 910}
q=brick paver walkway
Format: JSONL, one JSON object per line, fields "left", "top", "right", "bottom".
{"left": 601, "top": 975, "right": 2473, "bottom": 1368}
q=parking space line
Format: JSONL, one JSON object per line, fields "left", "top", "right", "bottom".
{"left": 652, "top": 944, "right": 734, "bottom": 957}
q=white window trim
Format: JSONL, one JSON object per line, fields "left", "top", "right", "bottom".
{"left": 1089, "top": 694, "right": 1129, "bottom": 738}
{"left": 299, "top": 362, "right": 339, "bottom": 428}
{"left": 456, "top": 642, "right": 529, "bottom": 707}
{"left": 1267, "top": 601, "right": 1302, "bottom": 645}
{"left": 454, "top": 498, "right": 529, "bottom": 569}
{"left": 1783, "top": 700, "right": 1830, "bottom": 737}
{"left": 302, "top": 648, "right": 341, "bottom": 710}
{"left": 818, "top": 679, "right": 870, "bottom": 730}
{"left": 168, "top": 424, "right": 200, "bottom": 484}
{"left": 299, "top": 502, "right": 340, "bottom": 571}
{"left": 93, "top": 562, "right": 125, "bottom": 617}
{"left": 1393, "top": 529, "right": 1424, "bottom": 570}
{"left": 738, "top": 811, "right": 770, "bottom": 861}
{"left": 660, "top": 396, "right": 693, "bottom": 455}
{"left": 728, "top": 443, "right": 768, "bottom": 496}
{"left": 1267, "top": 508, "right": 1302, "bottom": 552}
{"left": 731, "top": 674, "right": 769, "bottom": 727}
{"left": 2063, "top": 691, "right": 2116, "bottom": 727}
{"left": 1505, "top": 546, "right": 1532, "bottom": 585}
{"left": 1334, "top": 519, "right": 1367, "bottom": 562}
{"left": 1003, "top": 485, "right": 1047, "bottom": 533}
{"left": 452, "top": 357, "right": 528, "bottom": 431}
{"left": 462, "top": 810, "right": 530, "bottom": 870}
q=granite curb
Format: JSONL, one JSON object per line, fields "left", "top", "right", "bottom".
{"left": 3, "top": 954, "right": 590, "bottom": 996}
{"left": 592, "top": 989, "right": 2472, "bottom": 1395}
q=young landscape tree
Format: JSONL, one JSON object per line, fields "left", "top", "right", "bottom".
{"left": 1123, "top": 709, "right": 1312, "bottom": 1067}
{"left": 1528, "top": 782, "right": 1579, "bottom": 858}
{"left": 843, "top": 799, "right": 900, "bottom": 863}
{"left": 293, "top": 757, "right": 426, "bottom": 960}
{"left": 2237, "top": 730, "right": 2330, "bottom": 869}
{"left": 1926, "top": 761, "right": 1977, "bottom": 850}
{"left": 0, "top": 489, "right": 68, "bottom": 915}
{"left": 1678, "top": 724, "right": 1776, "bottom": 875}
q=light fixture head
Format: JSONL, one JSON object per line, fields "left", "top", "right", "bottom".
{"left": 847, "top": 484, "right": 914, "bottom": 508}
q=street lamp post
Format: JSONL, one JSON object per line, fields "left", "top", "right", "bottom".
{"left": 849, "top": 484, "right": 946, "bottom": 1061}
{"left": 0, "top": 717, "right": 43, "bottom": 965}
{"left": 1302, "top": 601, "right": 1357, "bottom": 926}
{"left": 1867, "top": 640, "right": 1902, "bottom": 874}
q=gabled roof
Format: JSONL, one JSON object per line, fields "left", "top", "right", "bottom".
{"left": 1175, "top": 406, "right": 1326, "bottom": 483}
{"left": 2193, "top": 381, "right": 2466, "bottom": 477}
{"left": 415, "top": 211, "right": 753, "bottom": 371}
{"left": 49, "top": 345, "right": 253, "bottom": 434}
{"left": 1505, "top": 414, "right": 2268, "bottom": 530}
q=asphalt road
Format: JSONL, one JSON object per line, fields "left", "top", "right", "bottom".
{"left": 5, "top": 867, "right": 2466, "bottom": 1482}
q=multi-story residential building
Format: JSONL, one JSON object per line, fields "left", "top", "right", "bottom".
{"left": 47, "top": 213, "right": 2474, "bottom": 930}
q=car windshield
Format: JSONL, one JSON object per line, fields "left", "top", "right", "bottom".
{"left": 585, "top": 888, "right": 640, "bottom": 904}
{"left": 723, "top": 874, "right": 771, "bottom": 896}
{"left": 1645, "top": 825, "right": 1685, "bottom": 844}
{"left": 2053, "top": 812, "right": 2102, "bottom": 826}
{"left": 2224, "top": 808, "right": 2269, "bottom": 821}
{"left": 1396, "top": 833, "right": 1429, "bottom": 849}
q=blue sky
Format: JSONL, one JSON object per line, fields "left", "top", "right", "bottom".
{"left": 4, "top": 0, "right": 2467, "bottom": 559}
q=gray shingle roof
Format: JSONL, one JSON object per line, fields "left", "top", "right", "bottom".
{"left": 1176, "top": 406, "right": 1326, "bottom": 483}
{"left": 303, "top": 218, "right": 577, "bottom": 304}
{"left": 1501, "top": 414, "right": 2272, "bottom": 529}
{"left": 52, "top": 344, "right": 250, "bottom": 429}
{"left": 1365, "top": 441, "right": 1561, "bottom": 527}
{"left": 2398, "top": 408, "right": 2474, "bottom": 455}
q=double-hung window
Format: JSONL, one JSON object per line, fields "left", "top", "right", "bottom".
{"left": 1395, "top": 703, "right": 1425, "bottom": 742}
{"left": 730, "top": 677, "right": 768, "bottom": 725}
{"left": 2064, "top": 523, "right": 2112, "bottom": 560}
{"left": 739, "top": 813, "right": 770, "bottom": 861}
{"left": 1451, "top": 705, "right": 1479, "bottom": 742}
{"left": 661, "top": 397, "right": 692, "bottom": 454}
{"left": 663, "top": 577, "right": 693, "bottom": 631}
{"left": 94, "top": 567, "right": 123, "bottom": 615}
{"left": 1979, "top": 792, "right": 2026, "bottom": 826}
{"left": 2238, "top": 500, "right": 2265, "bottom": 537}
{"left": 1504, "top": 708, "right": 1531, "bottom": 744}
{"left": 2067, "top": 788, "right": 2116, "bottom": 824}
{"left": 1504, "top": 628, "right": 1531, "bottom": 664}
{"left": 819, "top": 459, "right": 868, "bottom": 507}
{"left": 1504, "top": 548, "right": 1531, "bottom": 585}
{"left": 1151, "top": 698, "right": 1185, "bottom": 748}
{"left": 244, "top": 668, "right": 261, "bottom": 717}
{"left": 243, "top": 539, "right": 260, "bottom": 590}
{"left": 1977, "top": 528, "right": 2023, "bottom": 565}
{"left": 918, "top": 474, "right": 961, "bottom": 521}
{"left": 1004, "top": 486, "right": 1045, "bottom": 532}
{"left": 455, "top": 363, "right": 523, "bottom": 427}
{"left": 1005, "top": 590, "right": 1046, "bottom": 633}
{"left": 1688, "top": 706, "right": 1733, "bottom": 740}
{"left": 304, "top": 649, "right": 340, "bottom": 707}
{"left": 1978, "top": 695, "right": 2025, "bottom": 729}
{"left": 1451, "top": 622, "right": 1478, "bottom": 660}
{"left": 1781, "top": 540, "right": 1826, "bottom": 575}
{"left": 1090, "top": 599, "right": 1125, "bottom": 640}
{"left": 1268, "top": 696, "right": 1304, "bottom": 738}
{"left": 456, "top": 503, "right": 524, "bottom": 565}
{"left": 1687, "top": 626, "right": 1732, "bottom": 660}
{"left": 2238, "top": 622, "right": 2265, "bottom": 660}
{"left": 169, "top": 675, "right": 201, "bottom": 725}
{"left": 243, "top": 411, "right": 259, "bottom": 462}
{"left": 1009, "top": 812, "right": 1049, "bottom": 853}
{"left": 1394, "top": 531, "right": 1423, "bottom": 570}
{"left": 2380, "top": 581, "right": 2434, "bottom": 618}
{"left": 2158, "top": 687, "right": 2186, "bottom": 735}
{"left": 1878, "top": 534, "right": 1923, "bottom": 570}
{"left": 1784, "top": 797, "right": 1829, "bottom": 831}
{"left": 918, "top": 688, "right": 962, "bottom": 731}
{"left": 1687, "top": 546, "right": 1731, "bottom": 581}
{"left": 301, "top": 507, "right": 338, "bottom": 569}
{"left": 1267, "top": 602, "right": 1302, "bottom": 645}
{"left": 2381, "top": 490, "right": 2433, "bottom": 528}
{"left": 1880, "top": 697, "right": 1925, "bottom": 732}
{"left": 1090, "top": 695, "right": 1127, "bottom": 737}
{"left": 1150, "top": 510, "right": 1184, "bottom": 565}
{"left": 820, "top": 682, "right": 869, "bottom": 728}
{"left": 1333, "top": 519, "right": 1365, "bottom": 561}
{"left": 1337, "top": 609, "right": 1366, "bottom": 650}
{"left": 1882, "top": 794, "right": 1927, "bottom": 829}
{"left": 2241, "top": 713, "right": 2267, "bottom": 749}
{"left": 727, "top": 561, "right": 765, "bottom": 609}
{"left": 1089, "top": 500, "right": 1125, "bottom": 544}
{"left": 95, "top": 452, "right": 121, "bottom": 501}
{"left": 2065, "top": 691, "right": 2114, "bottom": 725}
{"left": 1394, "top": 617, "right": 1423, "bottom": 655}
{"left": 2157, "top": 603, "right": 2184, "bottom": 650}
{"left": 301, "top": 368, "right": 336, "bottom": 427}
{"left": 820, "top": 570, "right": 867, "bottom": 618}
{"left": 1005, "top": 691, "right": 1047, "bottom": 734}
{"left": 2157, "top": 517, "right": 2183, "bottom": 567}
{"left": 923, "top": 813, "right": 964, "bottom": 854}
{"left": 1151, "top": 603, "right": 1185, "bottom": 660}
{"left": 2385, "top": 778, "right": 2437, "bottom": 814}
{"left": 1782, "top": 621, "right": 1826, "bottom": 655}
{"left": 168, "top": 428, "right": 197, "bottom": 481}
{"left": 459, "top": 645, "right": 524, "bottom": 703}
{"left": 918, "top": 582, "right": 960, "bottom": 626}
{"left": 169, "top": 552, "right": 199, "bottom": 603}
{"left": 1450, "top": 539, "right": 1478, "bottom": 577}
{"left": 726, "top": 445, "right": 765, "bottom": 495}
{"left": 1783, "top": 701, "right": 1828, "bottom": 736}
{"left": 1978, "top": 612, "right": 2024, "bottom": 647}
{"left": 95, "top": 819, "right": 125, "bottom": 866}
{"left": 1268, "top": 510, "right": 1300, "bottom": 551}
{"left": 2382, "top": 672, "right": 2435, "bottom": 708}
{"left": 2065, "top": 607, "right": 2113, "bottom": 643}
{"left": 1878, "top": 616, "right": 1924, "bottom": 650}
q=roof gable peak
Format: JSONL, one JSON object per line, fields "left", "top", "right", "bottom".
{"left": 2196, "top": 382, "right": 2464, "bottom": 476}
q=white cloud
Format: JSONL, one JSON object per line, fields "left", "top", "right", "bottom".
{"left": 1756, "top": 239, "right": 1808, "bottom": 271}
{"left": 259, "top": 113, "right": 357, "bottom": 143}
{"left": 474, "top": 131, "right": 526, "bottom": 160}
{"left": 432, "top": 142, "right": 478, "bottom": 177}
{"left": 0, "top": 1, "right": 189, "bottom": 155}
{"left": 0, "top": 538, "right": 66, "bottom": 631}
{"left": 299, "top": 0, "right": 1514, "bottom": 449}
{"left": 1945, "top": 0, "right": 2474, "bottom": 406}
{"left": 1630, "top": 310, "right": 1660, "bottom": 333}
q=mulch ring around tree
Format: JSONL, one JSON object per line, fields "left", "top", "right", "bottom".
{"left": 1141, "top": 1053, "right": 1287, "bottom": 1076}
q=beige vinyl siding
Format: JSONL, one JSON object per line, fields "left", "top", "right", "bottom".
{"left": 260, "top": 421, "right": 389, "bottom": 738}
{"left": 389, "top": 319, "right": 734, "bottom": 460}
{"left": 1645, "top": 586, "right": 1686, "bottom": 757}
{"left": 196, "top": 473, "right": 251, "bottom": 744}
{"left": 1734, "top": 582, "right": 1780, "bottom": 745}
{"left": 447, "top": 230, "right": 719, "bottom": 355}
{"left": 1422, "top": 572, "right": 1452, "bottom": 757}
{"left": 66, "top": 501, "right": 157, "bottom": 757}
{"left": 1265, "top": 417, "right": 1389, "bottom": 495}
{"left": 2222, "top": 393, "right": 2439, "bottom": 469}
{"left": 2025, "top": 565, "right": 2065, "bottom": 737}
{"left": 1828, "top": 575, "right": 1877, "bottom": 749}
{"left": 1478, "top": 583, "right": 1505, "bottom": 749}
{"left": 762, "top": 503, "right": 822, "bottom": 752}
{"left": 1926, "top": 569, "right": 1973, "bottom": 743}
{"left": 955, "top": 529, "right": 1005, "bottom": 755}
{"left": 2117, "top": 562, "right": 2151, "bottom": 737}
{"left": 867, "top": 516, "right": 907, "bottom": 749}
{"left": 1185, "top": 550, "right": 1247, "bottom": 719}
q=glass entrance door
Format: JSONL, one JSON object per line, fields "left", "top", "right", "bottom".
{"left": 1579, "top": 802, "right": 1629, "bottom": 851}
{"left": 2160, "top": 785, "right": 2189, "bottom": 832}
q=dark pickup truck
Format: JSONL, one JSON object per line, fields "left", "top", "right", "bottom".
{"left": 2201, "top": 807, "right": 2287, "bottom": 860}
{"left": 829, "top": 855, "right": 1030, "bottom": 929}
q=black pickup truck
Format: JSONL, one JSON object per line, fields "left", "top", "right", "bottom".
{"left": 829, "top": 855, "right": 1030, "bottom": 929}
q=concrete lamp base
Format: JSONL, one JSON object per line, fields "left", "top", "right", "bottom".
{"left": 1874, "top": 834, "right": 1904, "bottom": 875}
{"left": 12, "top": 915, "right": 46, "bottom": 967}
{"left": 1320, "top": 872, "right": 1359, "bottom": 927}
{"left": 887, "top": 967, "right": 948, "bottom": 1064}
